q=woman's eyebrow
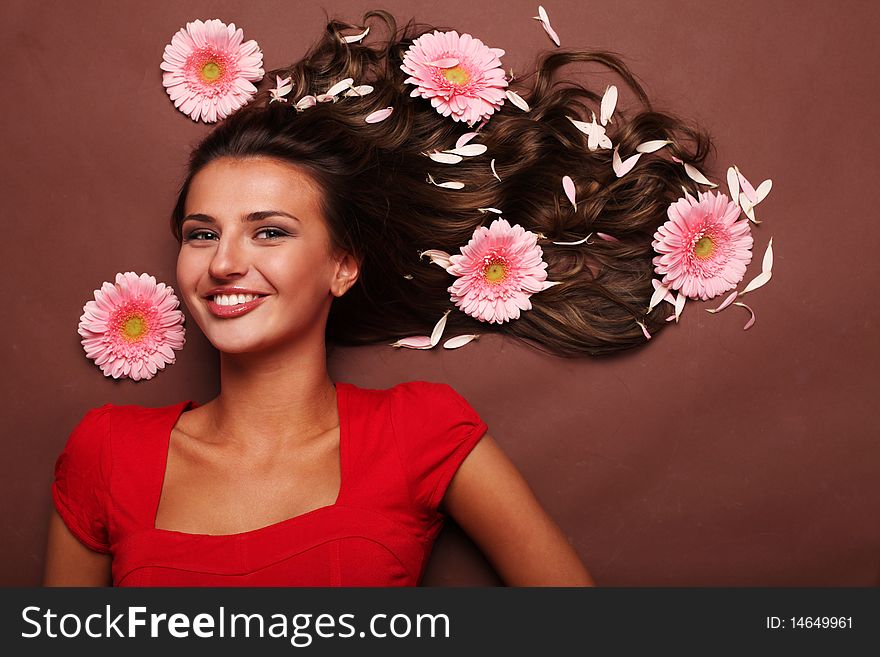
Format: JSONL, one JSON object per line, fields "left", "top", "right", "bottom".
{"left": 181, "top": 210, "right": 302, "bottom": 225}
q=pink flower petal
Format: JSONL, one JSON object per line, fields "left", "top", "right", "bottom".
{"left": 635, "top": 319, "right": 651, "bottom": 340}
{"left": 444, "top": 143, "right": 487, "bottom": 157}
{"left": 562, "top": 175, "right": 577, "bottom": 210}
{"left": 419, "top": 249, "right": 453, "bottom": 270}
{"left": 455, "top": 132, "right": 479, "bottom": 149}
{"left": 683, "top": 162, "right": 717, "bottom": 187}
{"left": 443, "top": 334, "right": 479, "bottom": 349}
{"left": 727, "top": 166, "right": 740, "bottom": 208}
{"left": 612, "top": 146, "right": 642, "bottom": 177}
{"left": 490, "top": 158, "right": 501, "bottom": 182}
{"left": 705, "top": 290, "right": 738, "bottom": 314}
{"left": 365, "top": 106, "right": 394, "bottom": 123}
{"left": 535, "top": 6, "right": 561, "bottom": 47}
{"left": 342, "top": 27, "right": 370, "bottom": 43}
{"left": 595, "top": 232, "right": 620, "bottom": 242}
{"left": 390, "top": 335, "right": 434, "bottom": 349}
{"left": 428, "top": 151, "right": 463, "bottom": 164}
{"left": 636, "top": 140, "right": 672, "bottom": 154}
{"left": 733, "top": 302, "right": 756, "bottom": 330}
{"left": 505, "top": 90, "right": 530, "bottom": 112}
{"left": 552, "top": 233, "right": 592, "bottom": 245}
{"left": 600, "top": 85, "right": 618, "bottom": 126}
{"left": 430, "top": 310, "right": 451, "bottom": 346}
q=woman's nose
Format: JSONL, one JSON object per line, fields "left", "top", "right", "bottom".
{"left": 208, "top": 235, "right": 249, "bottom": 279}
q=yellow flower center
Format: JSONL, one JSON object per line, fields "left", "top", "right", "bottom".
{"left": 201, "top": 61, "right": 222, "bottom": 82}
{"left": 121, "top": 314, "right": 148, "bottom": 341}
{"left": 694, "top": 235, "right": 714, "bottom": 258}
{"left": 484, "top": 262, "right": 507, "bottom": 283}
{"left": 442, "top": 65, "right": 470, "bottom": 85}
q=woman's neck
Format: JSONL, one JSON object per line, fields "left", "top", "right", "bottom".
{"left": 206, "top": 338, "right": 339, "bottom": 454}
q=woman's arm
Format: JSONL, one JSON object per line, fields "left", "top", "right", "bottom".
{"left": 442, "top": 433, "right": 595, "bottom": 586}
{"left": 43, "top": 507, "right": 112, "bottom": 586}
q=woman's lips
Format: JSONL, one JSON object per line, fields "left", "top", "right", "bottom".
{"left": 205, "top": 295, "right": 268, "bottom": 318}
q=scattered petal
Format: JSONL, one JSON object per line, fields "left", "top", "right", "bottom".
{"left": 648, "top": 280, "right": 671, "bottom": 312}
{"left": 490, "top": 158, "right": 501, "bottom": 182}
{"left": 733, "top": 302, "right": 756, "bottom": 330}
{"left": 636, "top": 139, "right": 672, "bottom": 153}
{"left": 635, "top": 319, "right": 652, "bottom": 340}
{"left": 455, "top": 132, "right": 479, "bottom": 149}
{"left": 674, "top": 291, "right": 686, "bottom": 322}
{"left": 562, "top": 175, "right": 577, "bottom": 210}
{"left": 444, "top": 143, "right": 488, "bottom": 157}
{"left": 478, "top": 207, "right": 503, "bottom": 213}
{"left": 390, "top": 335, "right": 434, "bottom": 349}
{"left": 534, "top": 5, "right": 561, "bottom": 47}
{"left": 567, "top": 114, "right": 612, "bottom": 150}
{"left": 324, "top": 77, "right": 354, "bottom": 97}
{"left": 365, "top": 106, "right": 394, "bottom": 123}
{"left": 754, "top": 179, "right": 773, "bottom": 204}
{"left": 612, "top": 146, "right": 642, "bottom": 177}
{"left": 541, "top": 281, "right": 563, "bottom": 290}
{"left": 683, "top": 162, "right": 717, "bottom": 187}
{"left": 430, "top": 310, "right": 451, "bottom": 347}
{"left": 343, "top": 84, "right": 374, "bottom": 97}
{"left": 595, "top": 232, "right": 620, "bottom": 242}
{"left": 705, "top": 290, "right": 738, "bottom": 314}
{"left": 726, "top": 167, "right": 740, "bottom": 209}
{"left": 552, "top": 233, "right": 592, "bottom": 245}
{"left": 294, "top": 95, "right": 317, "bottom": 110}
{"left": 428, "top": 151, "right": 464, "bottom": 164}
{"left": 403, "top": 274, "right": 414, "bottom": 280}
{"left": 343, "top": 27, "right": 370, "bottom": 43}
{"left": 739, "top": 193, "right": 761, "bottom": 224}
{"left": 600, "top": 85, "right": 618, "bottom": 126}
{"left": 761, "top": 236, "right": 774, "bottom": 273}
{"left": 426, "top": 173, "right": 465, "bottom": 189}
{"left": 505, "top": 89, "right": 531, "bottom": 112}
{"left": 419, "top": 248, "right": 453, "bottom": 270}
{"left": 443, "top": 334, "right": 480, "bottom": 349}
{"left": 269, "top": 75, "right": 293, "bottom": 103}
{"left": 651, "top": 278, "right": 677, "bottom": 306}
{"left": 735, "top": 166, "right": 758, "bottom": 203}
{"left": 739, "top": 270, "right": 772, "bottom": 295}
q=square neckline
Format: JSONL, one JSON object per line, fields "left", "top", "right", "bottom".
{"left": 150, "top": 382, "right": 349, "bottom": 539}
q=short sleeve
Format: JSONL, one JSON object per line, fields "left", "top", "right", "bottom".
{"left": 51, "top": 405, "right": 113, "bottom": 553}
{"left": 390, "top": 381, "right": 488, "bottom": 517}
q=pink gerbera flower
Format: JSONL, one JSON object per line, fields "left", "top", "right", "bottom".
{"left": 652, "top": 190, "right": 754, "bottom": 300}
{"left": 447, "top": 218, "right": 557, "bottom": 323}
{"left": 400, "top": 30, "right": 508, "bottom": 125}
{"left": 78, "top": 272, "right": 186, "bottom": 381}
{"left": 161, "top": 19, "right": 264, "bottom": 123}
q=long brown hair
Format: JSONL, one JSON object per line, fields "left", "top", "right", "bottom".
{"left": 170, "top": 9, "right": 713, "bottom": 357}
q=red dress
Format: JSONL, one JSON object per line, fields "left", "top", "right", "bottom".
{"left": 52, "top": 380, "right": 488, "bottom": 586}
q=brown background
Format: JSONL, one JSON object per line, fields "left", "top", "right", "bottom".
{"left": 1, "top": 0, "right": 877, "bottom": 586}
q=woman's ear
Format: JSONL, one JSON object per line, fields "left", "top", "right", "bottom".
{"left": 330, "top": 249, "right": 360, "bottom": 298}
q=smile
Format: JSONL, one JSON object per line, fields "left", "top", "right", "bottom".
{"left": 205, "top": 294, "right": 268, "bottom": 318}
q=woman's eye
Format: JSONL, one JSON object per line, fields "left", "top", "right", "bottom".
{"left": 255, "top": 228, "right": 288, "bottom": 240}
{"left": 183, "top": 229, "right": 216, "bottom": 241}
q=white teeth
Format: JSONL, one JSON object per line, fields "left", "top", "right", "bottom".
{"left": 213, "top": 293, "right": 260, "bottom": 306}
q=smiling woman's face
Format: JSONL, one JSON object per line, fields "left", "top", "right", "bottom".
{"left": 176, "top": 156, "right": 358, "bottom": 355}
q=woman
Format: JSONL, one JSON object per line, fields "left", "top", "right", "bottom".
{"left": 44, "top": 9, "right": 709, "bottom": 586}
